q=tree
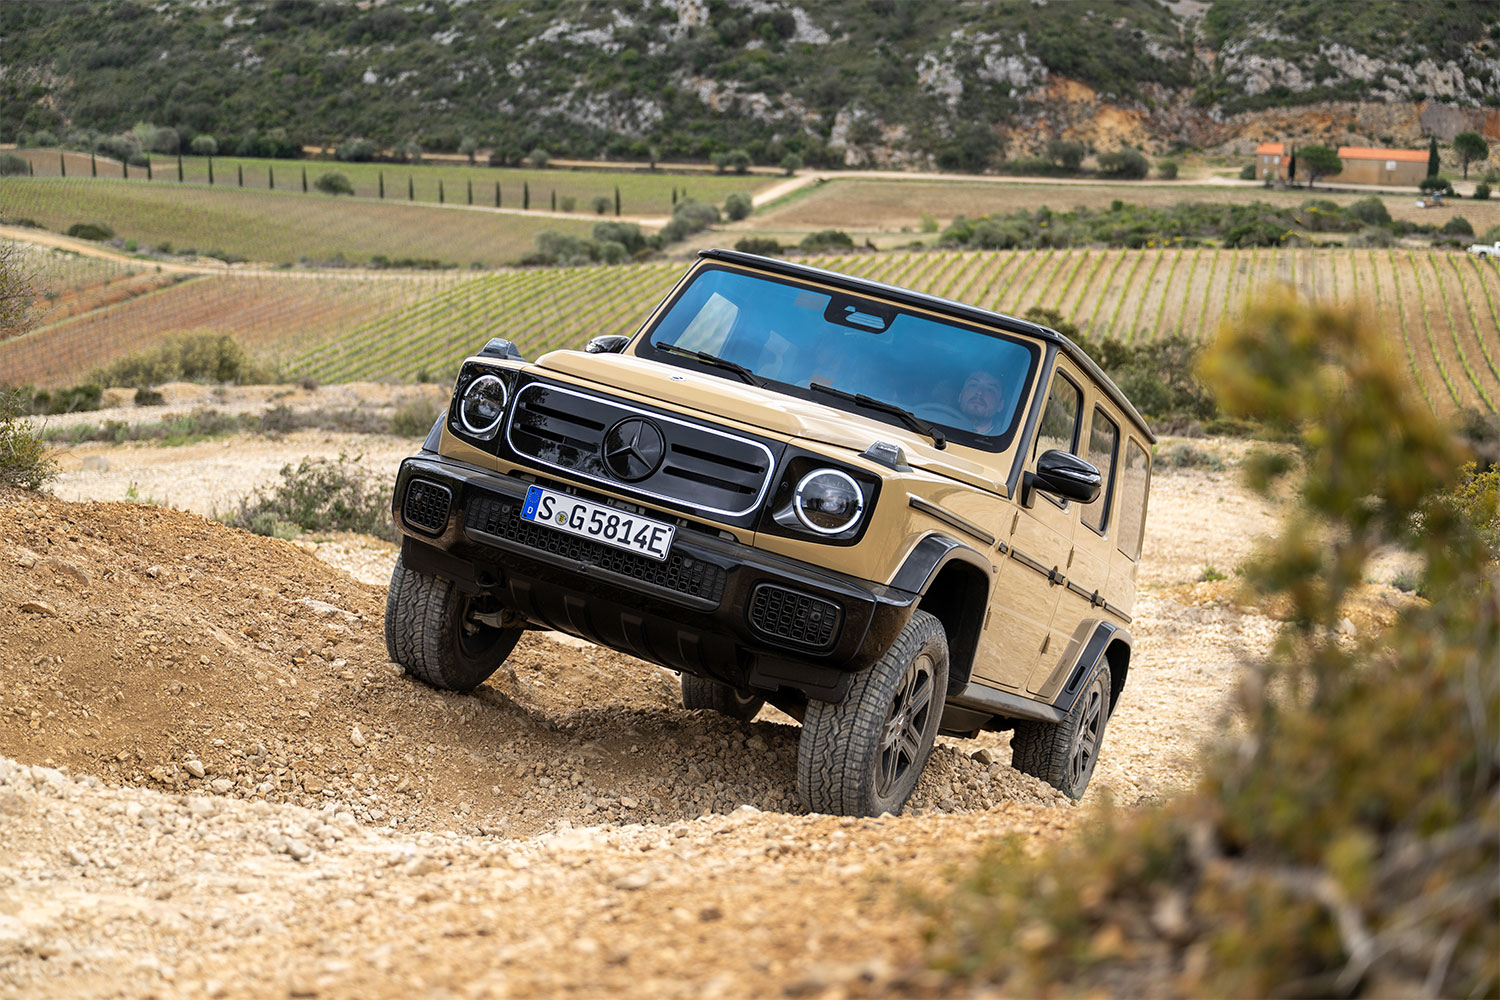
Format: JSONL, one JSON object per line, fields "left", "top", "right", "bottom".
{"left": 1096, "top": 148, "right": 1149, "bottom": 179}
{"left": 0, "top": 239, "right": 35, "bottom": 340}
{"left": 189, "top": 134, "right": 217, "bottom": 156}
{"left": 780, "top": 152, "right": 802, "bottom": 176}
{"left": 1428, "top": 137, "right": 1440, "bottom": 178}
{"left": 614, "top": 185, "right": 621, "bottom": 216}
{"left": 1298, "top": 145, "right": 1342, "bottom": 187}
{"left": 1044, "top": 138, "right": 1086, "bottom": 171}
{"left": 1453, "top": 132, "right": 1489, "bottom": 180}
{"left": 527, "top": 148, "right": 550, "bottom": 169}
{"left": 723, "top": 191, "right": 753, "bottom": 221}
{"left": 523, "top": 181, "right": 530, "bottom": 210}
{"left": 459, "top": 136, "right": 478, "bottom": 165}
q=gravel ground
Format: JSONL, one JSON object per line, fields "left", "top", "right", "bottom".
{"left": 1, "top": 418, "right": 1420, "bottom": 998}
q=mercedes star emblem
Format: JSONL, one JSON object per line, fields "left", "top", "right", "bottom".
{"left": 602, "top": 417, "right": 665, "bottom": 482}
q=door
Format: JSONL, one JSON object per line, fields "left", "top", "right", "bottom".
{"left": 975, "top": 368, "right": 1082, "bottom": 692}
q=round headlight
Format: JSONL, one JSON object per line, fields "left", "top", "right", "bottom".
{"left": 459, "top": 374, "right": 507, "bottom": 437}
{"left": 793, "top": 469, "right": 864, "bottom": 535}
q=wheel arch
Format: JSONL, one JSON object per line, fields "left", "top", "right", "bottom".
{"left": 894, "top": 535, "right": 992, "bottom": 698}
{"left": 1102, "top": 634, "right": 1130, "bottom": 713}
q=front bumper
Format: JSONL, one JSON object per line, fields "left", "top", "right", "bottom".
{"left": 391, "top": 453, "right": 918, "bottom": 702}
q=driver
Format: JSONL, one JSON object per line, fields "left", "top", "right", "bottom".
{"left": 956, "top": 370, "right": 1005, "bottom": 434}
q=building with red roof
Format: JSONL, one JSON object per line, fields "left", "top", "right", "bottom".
{"left": 1335, "top": 147, "right": 1429, "bottom": 186}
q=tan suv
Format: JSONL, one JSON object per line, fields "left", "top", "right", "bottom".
{"left": 385, "top": 250, "right": 1153, "bottom": 816}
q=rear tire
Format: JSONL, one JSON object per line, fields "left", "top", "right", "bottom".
{"left": 797, "top": 609, "right": 948, "bottom": 817}
{"left": 1011, "top": 663, "right": 1111, "bottom": 800}
{"left": 384, "top": 555, "right": 522, "bottom": 692}
{"left": 680, "top": 674, "right": 765, "bottom": 722}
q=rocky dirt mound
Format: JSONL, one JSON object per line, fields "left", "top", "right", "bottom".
{"left": 0, "top": 489, "right": 1066, "bottom": 841}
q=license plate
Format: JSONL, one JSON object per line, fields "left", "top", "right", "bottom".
{"left": 520, "top": 485, "right": 676, "bottom": 562}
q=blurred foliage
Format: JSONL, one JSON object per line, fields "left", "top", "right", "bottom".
{"left": 921, "top": 291, "right": 1498, "bottom": 997}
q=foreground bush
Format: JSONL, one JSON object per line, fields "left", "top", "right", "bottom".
{"left": 921, "top": 293, "right": 1498, "bottom": 997}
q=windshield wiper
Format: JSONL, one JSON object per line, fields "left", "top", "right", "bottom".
{"left": 652, "top": 341, "right": 762, "bottom": 387}
{"left": 808, "top": 382, "right": 946, "bottom": 450}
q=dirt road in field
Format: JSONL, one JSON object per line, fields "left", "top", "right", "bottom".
{"left": 0, "top": 417, "right": 1420, "bottom": 998}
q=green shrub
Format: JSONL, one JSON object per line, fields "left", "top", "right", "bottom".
{"left": 314, "top": 171, "right": 354, "bottom": 196}
{"left": 335, "top": 138, "right": 376, "bottom": 162}
{"left": 798, "top": 229, "right": 855, "bottom": 252}
{"left": 723, "top": 191, "right": 753, "bottom": 221}
{"left": 1238, "top": 163, "right": 1256, "bottom": 180}
{"left": 24, "top": 383, "right": 103, "bottom": 415}
{"left": 65, "top": 222, "right": 114, "bottom": 241}
{"left": 92, "top": 332, "right": 266, "bottom": 387}
{"left": 390, "top": 398, "right": 439, "bottom": 437}
{"left": 1198, "top": 564, "right": 1227, "bottom": 581}
{"left": 558, "top": 195, "right": 576, "bottom": 212}
{"left": 134, "top": 387, "right": 165, "bottom": 406}
{"left": 189, "top": 134, "right": 217, "bottom": 156}
{"left": 658, "top": 200, "right": 721, "bottom": 243}
{"left": 226, "top": 453, "right": 392, "bottom": 540}
{"left": 1419, "top": 175, "right": 1454, "bottom": 195}
{"left": 1443, "top": 215, "right": 1474, "bottom": 236}
{"left": 922, "top": 293, "right": 1498, "bottom": 998}
{"left": 712, "top": 148, "right": 751, "bottom": 174}
{"left": 734, "top": 236, "right": 782, "bottom": 255}
{"left": 1045, "top": 138, "right": 1086, "bottom": 171}
{"left": 1156, "top": 160, "right": 1179, "bottom": 179}
{"left": 590, "top": 195, "right": 610, "bottom": 214}
{"left": 1156, "top": 441, "right": 1226, "bottom": 471}
{"left": 779, "top": 152, "right": 802, "bottom": 176}
{"left": 1476, "top": 183, "right": 1492, "bottom": 201}
{"left": 0, "top": 154, "right": 27, "bottom": 177}
{"left": 1096, "top": 148, "right": 1149, "bottom": 179}
{"left": 1346, "top": 196, "right": 1392, "bottom": 226}
{"left": 1347, "top": 225, "right": 1395, "bottom": 248}
{"left": 0, "top": 388, "right": 55, "bottom": 491}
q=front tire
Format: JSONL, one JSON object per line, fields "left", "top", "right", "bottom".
{"left": 797, "top": 609, "right": 948, "bottom": 817}
{"left": 384, "top": 555, "right": 522, "bottom": 692}
{"left": 1011, "top": 663, "right": 1111, "bottom": 800}
{"left": 680, "top": 674, "right": 765, "bottom": 721}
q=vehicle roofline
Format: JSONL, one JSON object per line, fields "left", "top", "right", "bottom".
{"left": 697, "top": 248, "right": 1157, "bottom": 445}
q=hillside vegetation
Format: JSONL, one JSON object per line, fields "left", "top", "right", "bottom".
{"left": 3, "top": 0, "right": 1496, "bottom": 170}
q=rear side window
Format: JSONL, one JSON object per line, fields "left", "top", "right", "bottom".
{"left": 1081, "top": 408, "right": 1119, "bottom": 534}
{"left": 1116, "top": 439, "right": 1151, "bottom": 560}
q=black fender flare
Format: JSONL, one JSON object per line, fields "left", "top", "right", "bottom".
{"left": 889, "top": 532, "right": 993, "bottom": 597}
{"left": 1052, "top": 620, "right": 1132, "bottom": 715}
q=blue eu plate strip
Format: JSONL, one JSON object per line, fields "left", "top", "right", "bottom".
{"left": 522, "top": 485, "right": 542, "bottom": 521}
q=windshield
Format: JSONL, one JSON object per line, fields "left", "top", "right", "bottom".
{"left": 643, "top": 265, "right": 1040, "bottom": 450}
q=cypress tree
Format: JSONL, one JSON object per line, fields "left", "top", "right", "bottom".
{"left": 550, "top": 190, "right": 556, "bottom": 211}
{"left": 495, "top": 181, "right": 501, "bottom": 207}
{"left": 467, "top": 179, "right": 472, "bottom": 205}
{"left": 408, "top": 175, "right": 414, "bottom": 201}
{"left": 1428, "top": 137, "right": 1440, "bottom": 178}
{"left": 90, "top": 151, "right": 97, "bottom": 177}
{"left": 208, "top": 158, "right": 214, "bottom": 185}
{"left": 523, "top": 181, "right": 530, "bottom": 210}
{"left": 122, "top": 159, "right": 128, "bottom": 179}
{"left": 439, "top": 180, "right": 445, "bottom": 204}
{"left": 145, "top": 156, "right": 152, "bottom": 180}
{"left": 59, "top": 152, "right": 65, "bottom": 178}
{"left": 379, "top": 171, "right": 384, "bottom": 199}
{"left": 177, "top": 154, "right": 183, "bottom": 182}
{"left": 268, "top": 165, "right": 274, "bottom": 190}
{"left": 672, "top": 187, "right": 678, "bottom": 206}
{"left": 614, "top": 185, "right": 621, "bottom": 216}
{"left": 237, "top": 163, "right": 243, "bottom": 187}
{"left": 28, "top": 161, "right": 33, "bottom": 176}
{"left": 302, "top": 167, "right": 308, "bottom": 192}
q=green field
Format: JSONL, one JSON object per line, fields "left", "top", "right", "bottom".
{"left": 9, "top": 149, "right": 770, "bottom": 218}
{"left": 0, "top": 178, "right": 599, "bottom": 268}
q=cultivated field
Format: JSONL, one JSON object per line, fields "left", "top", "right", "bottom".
{"left": 291, "top": 248, "right": 1499, "bottom": 415}
{"left": 8, "top": 149, "right": 770, "bottom": 217}
{"left": 756, "top": 178, "right": 1500, "bottom": 237}
{"left": 0, "top": 179, "right": 599, "bottom": 268}
{"left": 0, "top": 272, "right": 468, "bottom": 387}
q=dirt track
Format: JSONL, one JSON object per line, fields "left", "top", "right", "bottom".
{"left": 0, "top": 426, "right": 1419, "bottom": 998}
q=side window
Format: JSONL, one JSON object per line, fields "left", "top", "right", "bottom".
{"left": 1081, "top": 408, "right": 1119, "bottom": 534}
{"left": 1116, "top": 439, "right": 1151, "bottom": 560}
{"left": 1034, "top": 372, "right": 1081, "bottom": 459}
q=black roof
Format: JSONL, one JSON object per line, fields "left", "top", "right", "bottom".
{"left": 698, "top": 248, "right": 1156, "bottom": 444}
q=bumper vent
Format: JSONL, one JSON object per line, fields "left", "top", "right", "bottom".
{"left": 466, "top": 495, "right": 727, "bottom": 604}
{"left": 748, "top": 584, "right": 842, "bottom": 649}
{"left": 403, "top": 479, "right": 452, "bottom": 535}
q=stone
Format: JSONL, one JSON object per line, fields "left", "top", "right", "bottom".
{"left": 184, "top": 760, "right": 206, "bottom": 778}
{"left": 970, "top": 748, "right": 995, "bottom": 767}
{"left": 284, "top": 838, "right": 313, "bottom": 861}
{"left": 613, "top": 871, "right": 654, "bottom": 890}
{"left": 350, "top": 726, "right": 367, "bottom": 748}
{"left": 18, "top": 601, "right": 59, "bottom": 618}
{"left": 210, "top": 779, "right": 234, "bottom": 794}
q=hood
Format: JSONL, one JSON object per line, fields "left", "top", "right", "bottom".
{"left": 535, "top": 350, "right": 1008, "bottom": 496}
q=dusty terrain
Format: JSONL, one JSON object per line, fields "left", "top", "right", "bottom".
{"left": 0, "top": 411, "right": 1420, "bottom": 998}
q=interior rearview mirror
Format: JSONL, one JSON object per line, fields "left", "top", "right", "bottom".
{"left": 1025, "top": 449, "right": 1101, "bottom": 506}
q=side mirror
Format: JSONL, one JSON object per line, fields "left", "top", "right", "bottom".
{"left": 1024, "top": 449, "right": 1101, "bottom": 507}
{"left": 586, "top": 335, "right": 630, "bottom": 354}
{"left": 478, "top": 337, "right": 524, "bottom": 361}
